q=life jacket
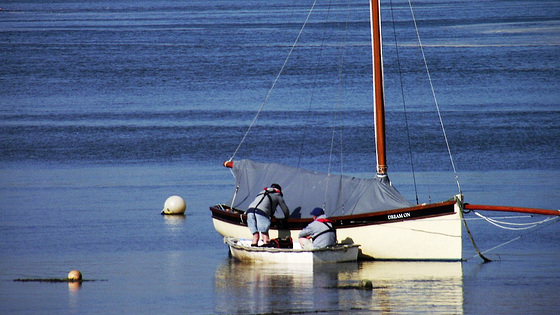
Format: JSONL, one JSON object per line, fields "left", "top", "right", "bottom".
{"left": 312, "top": 218, "right": 336, "bottom": 241}
{"left": 255, "top": 187, "right": 279, "bottom": 207}
{"left": 247, "top": 187, "right": 281, "bottom": 216}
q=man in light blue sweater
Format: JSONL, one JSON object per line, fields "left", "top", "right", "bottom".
{"left": 298, "top": 207, "right": 336, "bottom": 249}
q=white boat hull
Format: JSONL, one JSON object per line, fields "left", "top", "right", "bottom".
{"left": 213, "top": 198, "right": 463, "bottom": 260}
{"left": 226, "top": 238, "right": 359, "bottom": 264}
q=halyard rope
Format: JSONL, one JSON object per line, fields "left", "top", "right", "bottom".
{"left": 389, "top": 0, "right": 419, "bottom": 204}
{"left": 326, "top": 1, "right": 352, "bottom": 214}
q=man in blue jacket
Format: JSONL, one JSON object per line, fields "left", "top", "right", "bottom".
{"left": 298, "top": 207, "right": 336, "bottom": 249}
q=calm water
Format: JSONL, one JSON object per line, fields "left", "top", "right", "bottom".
{"left": 1, "top": 0, "right": 559, "bottom": 313}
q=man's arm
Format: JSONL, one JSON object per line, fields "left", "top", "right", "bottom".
{"left": 276, "top": 195, "right": 290, "bottom": 218}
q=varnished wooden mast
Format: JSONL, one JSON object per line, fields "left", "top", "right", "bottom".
{"left": 370, "top": 0, "right": 387, "bottom": 176}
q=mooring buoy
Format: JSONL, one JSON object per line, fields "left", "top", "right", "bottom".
{"left": 67, "top": 270, "right": 82, "bottom": 281}
{"left": 161, "top": 195, "right": 186, "bottom": 215}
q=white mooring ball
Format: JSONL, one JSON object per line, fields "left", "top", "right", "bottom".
{"left": 161, "top": 195, "right": 186, "bottom": 215}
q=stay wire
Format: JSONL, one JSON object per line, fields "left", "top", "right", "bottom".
{"left": 325, "top": 0, "right": 351, "bottom": 214}
{"left": 297, "top": 0, "right": 334, "bottom": 168}
{"left": 389, "top": 0, "right": 419, "bottom": 204}
{"left": 229, "top": 0, "right": 320, "bottom": 162}
{"left": 459, "top": 199, "right": 491, "bottom": 263}
{"left": 406, "top": 0, "right": 461, "bottom": 194}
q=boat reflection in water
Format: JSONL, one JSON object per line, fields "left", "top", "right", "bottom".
{"left": 213, "top": 260, "right": 463, "bottom": 313}
{"left": 345, "top": 261, "right": 464, "bottom": 313}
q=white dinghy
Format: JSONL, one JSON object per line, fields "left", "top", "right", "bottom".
{"left": 225, "top": 238, "right": 359, "bottom": 264}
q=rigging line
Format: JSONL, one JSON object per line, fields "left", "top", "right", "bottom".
{"left": 462, "top": 214, "right": 539, "bottom": 221}
{"left": 326, "top": 0, "right": 351, "bottom": 212}
{"left": 459, "top": 198, "right": 492, "bottom": 262}
{"left": 337, "top": 4, "right": 350, "bottom": 214}
{"left": 338, "top": 0, "right": 352, "bottom": 182}
{"left": 465, "top": 216, "right": 560, "bottom": 261}
{"left": 476, "top": 212, "right": 556, "bottom": 226}
{"left": 474, "top": 211, "right": 556, "bottom": 231}
{"left": 229, "top": 0, "right": 320, "bottom": 162}
{"left": 406, "top": 0, "right": 461, "bottom": 194}
{"left": 389, "top": 0, "right": 419, "bottom": 204}
{"left": 297, "top": 0, "right": 334, "bottom": 168}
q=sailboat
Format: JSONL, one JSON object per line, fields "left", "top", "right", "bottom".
{"left": 209, "top": 0, "right": 559, "bottom": 260}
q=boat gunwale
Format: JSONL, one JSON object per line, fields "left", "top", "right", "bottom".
{"left": 210, "top": 199, "right": 457, "bottom": 229}
{"left": 226, "top": 238, "right": 360, "bottom": 253}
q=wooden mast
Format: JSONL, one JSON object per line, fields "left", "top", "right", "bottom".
{"left": 370, "top": 0, "right": 387, "bottom": 176}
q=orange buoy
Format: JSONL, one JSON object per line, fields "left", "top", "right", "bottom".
{"left": 67, "top": 270, "right": 82, "bottom": 281}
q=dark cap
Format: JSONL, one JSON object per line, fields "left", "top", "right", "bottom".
{"left": 310, "top": 207, "right": 324, "bottom": 216}
{"left": 271, "top": 183, "right": 282, "bottom": 191}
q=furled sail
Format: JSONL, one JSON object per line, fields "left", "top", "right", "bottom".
{"left": 227, "top": 159, "right": 414, "bottom": 218}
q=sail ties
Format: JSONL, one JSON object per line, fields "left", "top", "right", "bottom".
{"left": 228, "top": 0, "right": 320, "bottom": 162}
{"left": 406, "top": 0, "right": 461, "bottom": 194}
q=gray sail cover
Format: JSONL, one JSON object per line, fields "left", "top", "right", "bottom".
{"left": 228, "top": 159, "right": 414, "bottom": 218}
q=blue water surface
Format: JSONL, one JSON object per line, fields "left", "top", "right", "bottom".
{"left": 1, "top": 0, "right": 559, "bottom": 313}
